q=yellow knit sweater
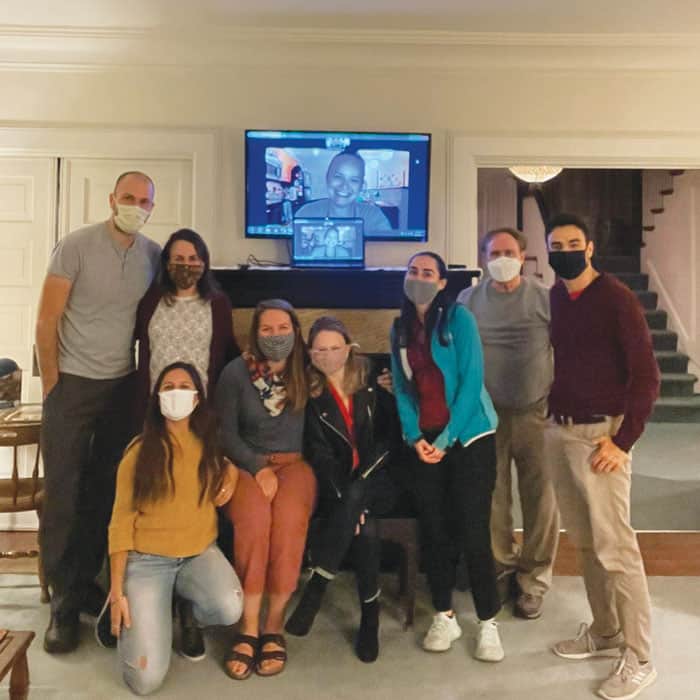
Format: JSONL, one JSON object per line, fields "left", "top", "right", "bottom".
{"left": 108, "top": 430, "right": 217, "bottom": 557}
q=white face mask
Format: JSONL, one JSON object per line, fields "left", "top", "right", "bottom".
{"left": 159, "top": 389, "right": 197, "bottom": 421}
{"left": 487, "top": 256, "right": 522, "bottom": 283}
{"left": 113, "top": 203, "right": 150, "bottom": 235}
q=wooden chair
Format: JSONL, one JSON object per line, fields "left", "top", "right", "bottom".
{"left": 377, "top": 516, "right": 418, "bottom": 628}
{"left": 0, "top": 421, "right": 49, "bottom": 603}
{"left": 0, "top": 629, "right": 35, "bottom": 700}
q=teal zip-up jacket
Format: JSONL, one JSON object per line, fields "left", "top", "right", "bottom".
{"left": 390, "top": 303, "right": 498, "bottom": 451}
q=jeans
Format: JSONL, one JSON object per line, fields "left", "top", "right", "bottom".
{"left": 118, "top": 544, "right": 243, "bottom": 696}
{"left": 312, "top": 470, "right": 395, "bottom": 602}
{"left": 406, "top": 434, "right": 500, "bottom": 620}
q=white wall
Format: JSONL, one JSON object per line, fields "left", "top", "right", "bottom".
{"left": 642, "top": 171, "right": 700, "bottom": 378}
{"left": 4, "top": 28, "right": 700, "bottom": 268}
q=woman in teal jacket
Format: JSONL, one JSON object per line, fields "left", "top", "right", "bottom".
{"left": 390, "top": 251, "right": 504, "bottom": 663}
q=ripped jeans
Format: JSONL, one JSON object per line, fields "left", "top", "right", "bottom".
{"left": 118, "top": 544, "right": 243, "bottom": 696}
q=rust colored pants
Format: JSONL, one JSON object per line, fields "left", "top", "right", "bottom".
{"left": 225, "top": 453, "right": 317, "bottom": 596}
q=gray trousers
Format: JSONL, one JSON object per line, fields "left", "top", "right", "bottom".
{"left": 545, "top": 415, "right": 652, "bottom": 661}
{"left": 491, "top": 399, "right": 560, "bottom": 597}
{"left": 40, "top": 372, "right": 136, "bottom": 617}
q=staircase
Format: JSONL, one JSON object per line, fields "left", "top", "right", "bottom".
{"left": 595, "top": 255, "right": 700, "bottom": 422}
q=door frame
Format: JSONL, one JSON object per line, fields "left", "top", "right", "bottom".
{"left": 448, "top": 130, "right": 700, "bottom": 267}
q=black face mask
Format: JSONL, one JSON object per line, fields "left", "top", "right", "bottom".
{"left": 548, "top": 250, "right": 588, "bottom": 280}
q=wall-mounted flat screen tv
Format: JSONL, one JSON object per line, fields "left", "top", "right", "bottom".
{"left": 245, "top": 130, "right": 431, "bottom": 241}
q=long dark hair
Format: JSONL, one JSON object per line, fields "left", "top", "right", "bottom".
{"left": 399, "top": 251, "right": 453, "bottom": 347}
{"left": 160, "top": 229, "right": 219, "bottom": 302}
{"left": 131, "top": 361, "right": 224, "bottom": 509}
{"left": 248, "top": 299, "right": 309, "bottom": 412}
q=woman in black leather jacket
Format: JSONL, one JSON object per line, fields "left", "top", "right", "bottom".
{"left": 285, "top": 316, "right": 397, "bottom": 662}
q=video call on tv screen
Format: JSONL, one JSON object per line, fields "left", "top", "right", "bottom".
{"left": 245, "top": 130, "right": 431, "bottom": 241}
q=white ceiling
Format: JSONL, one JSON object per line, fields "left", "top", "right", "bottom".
{"left": 3, "top": 0, "right": 700, "bottom": 34}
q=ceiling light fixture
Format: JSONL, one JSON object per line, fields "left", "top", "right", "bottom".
{"left": 508, "top": 166, "right": 563, "bottom": 184}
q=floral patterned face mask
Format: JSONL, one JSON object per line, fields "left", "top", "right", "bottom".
{"left": 168, "top": 263, "right": 204, "bottom": 290}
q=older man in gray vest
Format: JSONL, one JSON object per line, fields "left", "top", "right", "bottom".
{"left": 458, "top": 227, "right": 559, "bottom": 620}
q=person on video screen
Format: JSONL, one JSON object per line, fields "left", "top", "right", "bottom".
{"left": 296, "top": 152, "right": 392, "bottom": 233}
{"left": 266, "top": 181, "right": 293, "bottom": 225}
{"left": 311, "top": 227, "right": 350, "bottom": 259}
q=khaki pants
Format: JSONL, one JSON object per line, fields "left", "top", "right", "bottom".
{"left": 545, "top": 416, "right": 652, "bottom": 661}
{"left": 491, "top": 399, "right": 560, "bottom": 597}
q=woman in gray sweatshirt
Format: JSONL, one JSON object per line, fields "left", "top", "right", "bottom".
{"left": 215, "top": 299, "right": 316, "bottom": 681}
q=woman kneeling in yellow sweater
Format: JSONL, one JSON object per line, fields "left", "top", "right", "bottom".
{"left": 103, "top": 361, "right": 242, "bottom": 696}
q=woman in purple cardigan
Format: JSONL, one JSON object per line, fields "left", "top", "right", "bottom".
{"left": 133, "top": 228, "right": 240, "bottom": 434}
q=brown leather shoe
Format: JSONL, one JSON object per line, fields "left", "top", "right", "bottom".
{"left": 514, "top": 592, "right": 543, "bottom": 619}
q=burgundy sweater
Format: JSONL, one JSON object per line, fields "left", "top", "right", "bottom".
{"left": 549, "top": 273, "right": 660, "bottom": 452}
{"left": 132, "top": 283, "right": 240, "bottom": 433}
{"left": 406, "top": 318, "right": 450, "bottom": 432}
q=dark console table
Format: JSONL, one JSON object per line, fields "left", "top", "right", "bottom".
{"left": 213, "top": 267, "right": 481, "bottom": 309}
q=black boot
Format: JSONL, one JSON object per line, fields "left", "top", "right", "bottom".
{"left": 44, "top": 611, "right": 80, "bottom": 654}
{"left": 285, "top": 573, "right": 330, "bottom": 636}
{"left": 355, "top": 599, "right": 379, "bottom": 663}
{"left": 178, "top": 598, "right": 206, "bottom": 661}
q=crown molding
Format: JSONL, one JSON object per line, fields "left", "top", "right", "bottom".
{"left": 2, "top": 24, "right": 700, "bottom": 72}
{"left": 1, "top": 25, "right": 700, "bottom": 47}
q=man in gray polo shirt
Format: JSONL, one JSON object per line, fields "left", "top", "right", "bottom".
{"left": 458, "top": 227, "right": 559, "bottom": 620}
{"left": 36, "top": 171, "right": 161, "bottom": 653}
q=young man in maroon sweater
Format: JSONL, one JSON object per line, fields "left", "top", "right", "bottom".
{"left": 544, "top": 213, "right": 660, "bottom": 700}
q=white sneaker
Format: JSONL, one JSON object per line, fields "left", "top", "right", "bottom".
{"left": 475, "top": 618, "right": 505, "bottom": 662}
{"left": 422, "top": 612, "right": 462, "bottom": 652}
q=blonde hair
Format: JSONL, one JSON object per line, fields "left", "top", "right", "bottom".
{"left": 248, "top": 299, "right": 309, "bottom": 411}
{"left": 307, "top": 316, "right": 368, "bottom": 398}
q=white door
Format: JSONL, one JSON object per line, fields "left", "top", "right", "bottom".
{"left": 0, "top": 157, "right": 57, "bottom": 529}
{"left": 0, "top": 157, "right": 58, "bottom": 404}
{"left": 60, "top": 158, "right": 194, "bottom": 247}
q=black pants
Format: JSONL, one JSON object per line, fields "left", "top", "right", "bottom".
{"left": 406, "top": 434, "right": 500, "bottom": 620}
{"left": 312, "top": 470, "right": 395, "bottom": 602}
{"left": 40, "top": 372, "right": 136, "bottom": 617}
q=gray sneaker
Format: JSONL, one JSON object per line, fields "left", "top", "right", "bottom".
{"left": 514, "top": 592, "right": 543, "bottom": 619}
{"left": 553, "top": 622, "right": 623, "bottom": 660}
{"left": 597, "top": 648, "right": 657, "bottom": 700}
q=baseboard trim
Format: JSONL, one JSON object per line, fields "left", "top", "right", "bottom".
{"left": 535, "top": 531, "right": 700, "bottom": 576}
{"left": 3, "top": 530, "right": 700, "bottom": 577}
